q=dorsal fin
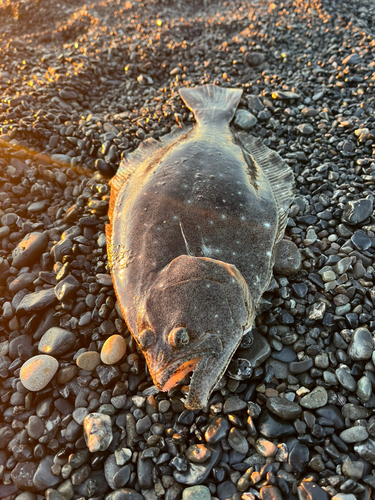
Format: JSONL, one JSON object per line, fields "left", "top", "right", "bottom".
{"left": 235, "top": 132, "right": 295, "bottom": 244}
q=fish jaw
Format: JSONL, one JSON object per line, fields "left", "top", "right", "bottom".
{"left": 152, "top": 328, "right": 244, "bottom": 411}
{"left": 184, "top": 332, "right": 243, "bottom": 410}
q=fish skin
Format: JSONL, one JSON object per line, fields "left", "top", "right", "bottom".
{"left": 107, "top": 85, "right": 294, "bottom": 409}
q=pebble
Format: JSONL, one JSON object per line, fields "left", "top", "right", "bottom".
{"left": 347, "top": 327, "right": 373, "bottom": 360}
{"left": 100, "top": 335, "right": 127, "bottom": 364}
{"left": 356, "top": 375, "right": 372, "bottom": 402}
{"left": 273, "top": 240, "right": 301, "bottom": 275}
{"left": 254, "top": 438, "right": 277, "bottom": 457}
{"left": 297, "top": 123, "right": 314, "bottom": 135}
{"left": 38, "top": 327, "right": 76, "bottom": 356}
{"left": 228, "top": 427, "right": 249, "bottom": 454}
{"left": 83, "top": 413, "right": 113, "bottom": 452}
{"left": 182, "top": 485, "right": 211, "bottom": 500}
{"left": 335, "top": 366, "right": 357, "bottom": 392}
{"left": 33, "top": 455, "right": 61, "bottom": 490}
{"left": 234, "top": 109, "right": 257, "bottom": 129}
{"left": 266, "top": 396, "right": 302, "bottom": 420}
{"left": 223, "top": 395, "right": 247, "bottom": 413}
{"left": 258, "top": 410, "right": 295, "bottom": 438}
{"left": 340, "top": 426, "right": 369, "bottom": 443}
{"left": 342, "top": 197, "right": 373, "bottom": 225}
{"left": 106, "top": 489, "right": 143, "bottom": 500}
{"left": 20, "top": 355, "right": 59, "bottom": 391}
{"left": 186, "top": 444, "right": 212, "bottom": 463}
{"left": 351, "top": 230, "right": 371, "bottom": 250}
{"left": 205, "top": 417, "right": 230, "bottom": 443}
{"left": 300, "top": 386, "right": 328, "bottom": 409}
{"left": 12, "top": 232, "right": 48, "bottom": 268}
{"left": 16, "top": 288, "right": 57, "bottom": 314}
{"left": 76, "top": 351, "right": 101, "bottom": 371}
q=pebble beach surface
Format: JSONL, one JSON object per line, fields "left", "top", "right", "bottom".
{"left": 1, "top": 0, "right": 375, "bottom": 499}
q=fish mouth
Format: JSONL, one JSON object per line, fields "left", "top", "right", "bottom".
{"left": 154, "top": 332, "right": 217, "bottom": 391}
{"left": 153, "top": 329, "right": 243, "bottom": 410}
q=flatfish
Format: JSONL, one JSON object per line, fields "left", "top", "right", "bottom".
{"left": 106, "top": 85, "right": 294, "bottom": 409}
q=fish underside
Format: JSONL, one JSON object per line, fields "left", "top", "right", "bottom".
{"left": 107, "top": 84, "right": 294, "bottom": 409}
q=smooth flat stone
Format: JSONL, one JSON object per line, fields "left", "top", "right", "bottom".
{"left": 12, "top": 232, "right": 48, "bottom": 269}
{"left": 76, "top": 351, "right": 101, "bottom": 371}
{"left": 20, "top": 355, "right": 59, "bottom": 391}
{"left": 266, "top": 396, "right": 302, "bottom": 420}
{"left": 16, "top": 288, "right": 57, "bottom": 315}
{"left": 348, "top": 327, "right": 373, "bottom": 361}
{"left": 340, "top": 426, "right": 369, "bottom": 443}
{"left": 100, "top": 335, "right": 127, "bottom": 365}
{"left": 38, "top": 327, "right": 76, "bottom": 356}
{"left": 300, "top": 387, "right": 328, "bottom": 409}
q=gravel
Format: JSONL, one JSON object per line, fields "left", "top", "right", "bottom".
{"left": 1, "top": 0, "right": 375, "bottom": 498}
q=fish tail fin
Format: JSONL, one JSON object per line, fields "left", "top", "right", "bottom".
{"left": 179, "top": 85, "right": 242, "bottom": 125}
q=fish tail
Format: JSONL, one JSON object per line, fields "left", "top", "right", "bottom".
{"left": 179, "top": 84, "right": 242, "bottom": 125}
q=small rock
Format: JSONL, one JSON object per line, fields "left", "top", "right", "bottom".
{"left": 336, "top": 366, "right": 356, "bottom": 392}
{"left": 20, "top": 355, "right": 59, "bottom": 391}
{"left": 54, "top": 275, "right": 80, "bottom": 301}
{"left": 340, "top": 426, "right": 369, "bottom": 443}
{"left": 266, "top": 396, "right": 302, "bottom": 420}
{"left": 351, "top": 231, "right": 371, "bottom": 250}
{"left": 100, "top": 335, "right": 127, "bottom": 365}
{"left": 342, "top": 197, "right": 373, "bottom": 225}
{"left": 12, "top": 232, "right": 48, "bottom": 269}
{"left": 254, "top": 438, "right": 277, "bottom": 457}
{"left": 205, "top": 417, "right": 230, "bottom": 443}
{"left": 297, "top": 123, "right": 314, "bottom": 135}
{"left": 274, "top": 240, "right": 301, "bottom": 275}
{"left": 83, "top": 413, "right": 113, "bottom": 452}
{"left": 228, "top": 427, "right": 249, "bottom": 454}
{"left": 348, "top": 327, "right": 373, "bottom": 360}
{"left": 300, "top": 387, "right": 328, "bottom": 409}
{"left": 182, "top": 485, "right": 211, "bottom": 500}
{"left": 76, "top": 351, "right": 101, "bottom": 371}
{"left": 16, "top": 288, "right": 57, "bottom": 314}
{"left": 234, "top": 109, "right": 257, "bottom": 130}
{"left": 186, "top": 444, "right": 212, "bottom": 463}
{"left": 223, "top": 395, "right": 247, "bottom": 414}
{"left": 38, "top": 327, "right": 76, "bottom": 356}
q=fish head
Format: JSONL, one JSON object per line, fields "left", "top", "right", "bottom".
{"left": 135, "top": 255, "right": 252, "bottom": 410}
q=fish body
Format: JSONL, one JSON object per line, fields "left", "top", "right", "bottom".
{"left": 107, "top": 85, "right": 294, "bottom": 409}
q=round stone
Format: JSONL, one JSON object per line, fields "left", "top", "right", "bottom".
{"left": 340, "top": 426, "right": 369, "bottom": 444}
{"left": 348, "top": 327, "right": 373, "bottom": 361}
{"left": 356, "top": 376, "right": 372, "bottom": 402}
{"left": 76, "top": 351, "right": 101, "bottom": 371}
{"left": 234, "top": 109, "right": 257, "bottom": 130}
{"left": 300, "top": 386, "right": 328, "bottom": 409}
{"left": 100, "top": 335, "right": 127, "bottom": 365}
{"left": 20, "top": 355, "right": 59, "bottom": 391}
{"left": 182, "top": 485, "right": 211, "bottom": 500}
{"left": 254, "top": 438, "right": 277, "bottom": 457}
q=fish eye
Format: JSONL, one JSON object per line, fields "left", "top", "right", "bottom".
{"left": 169, "top": 327, "right": 190, "bottom": 349}
{"left": 138, "top": 329, "right": 153, "bottom": 351}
